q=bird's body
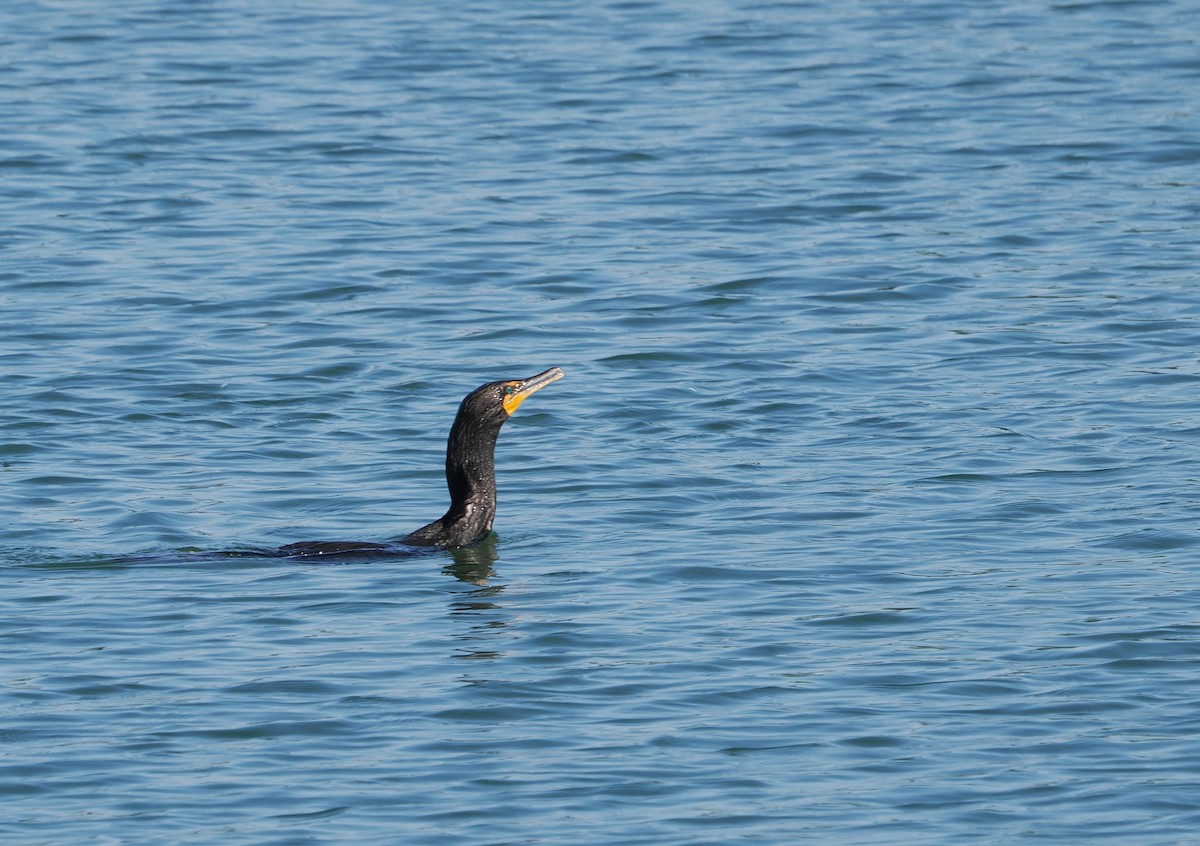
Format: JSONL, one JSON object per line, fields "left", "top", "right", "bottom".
{"left": 269, "top": 367, "right": 563, "bottom": 559}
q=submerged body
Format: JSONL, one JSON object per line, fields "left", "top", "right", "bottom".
{"left": 269, "top": 367, "right": 563, "bottom": 559}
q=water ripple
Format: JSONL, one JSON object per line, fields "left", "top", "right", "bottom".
{"left": 3, "top": 0, "right": 1200, "bottom": 843}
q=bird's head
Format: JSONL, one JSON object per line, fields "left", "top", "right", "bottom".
{"left": 457, "top": 367, "right": 565, "bottom": 429}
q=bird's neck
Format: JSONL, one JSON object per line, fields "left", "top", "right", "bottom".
{"left": 404, "top": 412, "right": 502, "bottom": 548}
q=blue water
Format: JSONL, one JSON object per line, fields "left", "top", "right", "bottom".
{"left": 3, "top": 0, "right": 1200, "bottom": 842}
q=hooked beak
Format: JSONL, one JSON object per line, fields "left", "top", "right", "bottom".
{"left": 502, "top": 367, "right": 565, "bottom": 415}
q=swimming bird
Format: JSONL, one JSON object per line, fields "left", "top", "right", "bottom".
{"left": 270, "top": 367, "right": 564, "bottom": 558}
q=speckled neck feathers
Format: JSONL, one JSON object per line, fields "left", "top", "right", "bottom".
{"left": 402, "top": 393, "right": 504, "bottom": 549}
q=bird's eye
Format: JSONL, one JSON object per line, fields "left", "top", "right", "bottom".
{"left": 503, "top": 385, "right": 514, "bottom": 395}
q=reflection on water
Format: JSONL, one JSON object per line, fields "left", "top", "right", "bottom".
{"left": 443, "top": 535, "right": 499, "bottom": 585}
{"left": 446, "top": 537, "right": 509, "bottom": 662}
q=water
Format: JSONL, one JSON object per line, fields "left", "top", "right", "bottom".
{"left": 3, "top": 0, "right": 1200, "bottom": 842}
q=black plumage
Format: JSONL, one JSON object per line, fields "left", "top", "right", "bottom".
{"left": 272, "top": 367, "right": 563, "bottom": 558}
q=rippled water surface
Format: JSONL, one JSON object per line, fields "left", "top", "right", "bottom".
{"left": 4, "top": 0, "right": 1200, "bottom": 843}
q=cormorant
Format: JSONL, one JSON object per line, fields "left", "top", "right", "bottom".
{"left": 270, "top": 367, "right": 564, "bottom": 558}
